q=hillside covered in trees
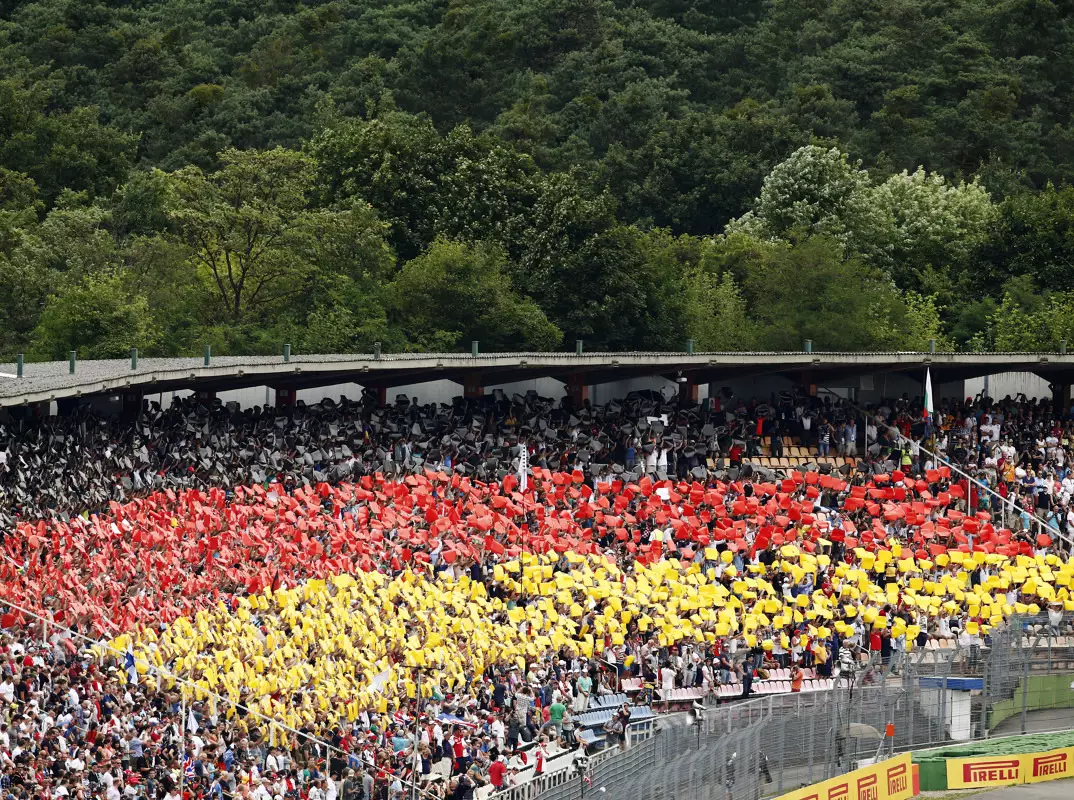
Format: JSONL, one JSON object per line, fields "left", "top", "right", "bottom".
{"left": 2, "top": 0, "right": 1074, "bottom": 357}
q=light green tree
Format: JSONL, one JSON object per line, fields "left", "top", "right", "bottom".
{"left": 164, "top": 148, "right": 393, "bottom": 336}
{"left": 681, "top": 268, "right": 757, "bottom": 351}
{"left": 165, "top": 147, "right": 318, "bottom": 322}
{"left": 991, "top": 277, "right": 1074, "bottom": 351}
{"left": 901, "top": 292, "right": 954, "bottom": 351}
{"left": 728, "top": 145, "right": 894, "bottom": 264}
{"left": 0, "top": 168, "right": 41, "bottom": 255}
{"left": 731, "top": 147, "right": 997, "bottom": 299}
{"left": 389, "top": 239, "right": 562, "bottom": 351}
{"left": 873, "top": 169, "right": 996, "bottom": 292}
{"left": 30, "top": 272, "right": 158, "bottom": 359}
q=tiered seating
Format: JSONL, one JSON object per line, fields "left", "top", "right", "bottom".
{"left": 745, "top": 435, "right": 859, "bottom": 471}
{"left": 656, "top": 686, "right": 707, "bottom": 709}
{"left": 709, "top": 668, "right": 839, "bottom": 698}
{"left": 588, "top": 692, "right": 629, "bottom": 710}
{"left": 576, "top": 705, "right": 657, "bottom": 729}
{"left": 422, "top": 757, "right": 453, "bottom": 784}
{"left": 575, "top": 705, "right": 658, "bottom": 748}
{"left": 621, "top": 677, "right": 643, "bottom": 694}
{"left": 924, "top": 637, "right": 957, "bottom": 650}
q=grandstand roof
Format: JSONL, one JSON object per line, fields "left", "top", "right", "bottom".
{"left": 0, "top": 351, "right": 1071, "bottom": 407}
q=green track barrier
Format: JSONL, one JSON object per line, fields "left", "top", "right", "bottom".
{"left": 988, "top": 674, "right": 1074, "bottom": 731}
{"left": 912, "top": 731, "right": 1074, "bottom": 790}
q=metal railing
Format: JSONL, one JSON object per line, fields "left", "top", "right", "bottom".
{"left": 532, "top": 614, "right": 1074, "bottom": 800}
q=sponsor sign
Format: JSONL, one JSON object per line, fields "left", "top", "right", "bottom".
{"left": 1025, "top": 749, "right": 1071, "bottom": 784}
{"left": 775, "top": 754, "right": 913, "bottom": 800}
{"left": 884, "top": 759, "right": 909, "bottom": 798}
{"left": 947, "top": 757, "right": 1023, "bottom": 789}
{"left": 778, "top": 747, "right": 1072, "bottom": 799}
{"left": 945, "top": 747, "right": 1074, "bottom": 789}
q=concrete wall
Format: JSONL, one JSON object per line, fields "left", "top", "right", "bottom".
{"left": 148, "top": 377, "right": 570, "bottom": 410}
{"left": 965, "top": 372, "right": 1053, "bottom": 403}
{"left": 134, "top": 372, "right": 970, "bottom": 412}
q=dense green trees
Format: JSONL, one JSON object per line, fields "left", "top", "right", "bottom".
{"left": 1, "top": 0, "right": 1074, "bottom": 357}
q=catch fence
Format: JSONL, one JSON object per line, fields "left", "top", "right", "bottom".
{"left": 531, "top": 614, "right": 1074, "bottom": 800}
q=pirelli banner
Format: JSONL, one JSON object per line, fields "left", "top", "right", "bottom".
{"left": 775, "top": 754, "right": 912, "bottom": 800}
{"left": 946, "top": 747, "right": 1074, "bottom": 789}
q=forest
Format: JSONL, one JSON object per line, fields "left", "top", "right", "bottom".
{"left": 2, "top": 0, "right": 1074, "bottom": 358}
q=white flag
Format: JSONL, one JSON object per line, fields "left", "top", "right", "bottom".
{"left": 187, "top": 708, "right": 199, "bottom": 735}
{"left": 518, "top": 445, "right": 529, "bottom": 493}
{"left": 924, "top": 368, "right": 934, "bottom": 421}
{"left": 368, "top": 667, "right": 391, "bottom": 695}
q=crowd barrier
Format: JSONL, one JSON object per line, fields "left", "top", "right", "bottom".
{"left": 944, "top": 746, "right": 1074, "bottom": 789}
{"left": 772, "top": 753, "right": 913, "bottom": 800}
{"left": 910, "top": 729, "right": 1074, "bottom": 790}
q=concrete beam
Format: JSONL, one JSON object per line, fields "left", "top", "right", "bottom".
{"left": 2, "top": 351, "right": 1074, "bottom": 408}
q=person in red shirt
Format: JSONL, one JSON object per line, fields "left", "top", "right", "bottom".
{"left": 790, "top": 665, "right": 803, "bottom": 693}
{"left": 869, "top": 629, "right": 882, "bottom": 655}
{"left": 488, "top": 754, "right": 507, "bottom": 789}
{"left": 728, "top": 443, "right": 743, "bottom": 465}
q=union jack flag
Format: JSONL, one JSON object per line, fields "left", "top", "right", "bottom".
{"left": 183, "top": 757, "right": 196, "bottom": 779}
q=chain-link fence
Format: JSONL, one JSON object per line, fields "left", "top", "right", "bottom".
{"left": 533, "top": 699, "right": 772, "bottom": 800}
{"left": 530, "top": 614, "right": 1074, "bottom": 800}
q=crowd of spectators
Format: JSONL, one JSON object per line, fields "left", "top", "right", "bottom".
{"left": 1, "top": 385, "right": 1070, "bottom": 532}
{"left": 0, "top": 383, "right": 1071, "bottom": 800}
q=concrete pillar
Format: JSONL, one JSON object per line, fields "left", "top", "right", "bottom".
{"left": 376, "top": 386, "right": 387, "bottom": 407}
{"left": 1052, "top": 382, "right": 1071, "bottom": 417}
{"left": 678, "top": 374, "right": 699, "bottom": 407}
{"left": 122, "top": 393, "right": 143, "bottom": 419}
{"left": 274, "top": 387, "right": 296, "bottom": 407}
{"left": 566, "top": 374, "right": 589, "bottom": 408}
{"left": 462, "top": 374, "right": 484, "bottom": 399}
{"left": 13, "top": 402, "right": 48, "bottom": 421}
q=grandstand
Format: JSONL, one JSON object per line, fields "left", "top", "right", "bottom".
{"left": 0, "top": 355, "right": 1072, "bottom": 800}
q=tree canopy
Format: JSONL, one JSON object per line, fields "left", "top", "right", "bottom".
{"left": 2, "top": 0, "right": 1074, "bottom": 357}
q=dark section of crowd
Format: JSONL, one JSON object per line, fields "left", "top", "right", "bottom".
{"left": 0, "top": 385, "right": 1071, "bottom": 800}
{"left": 1, "top": 387, "right": 1071, "bottom": 538}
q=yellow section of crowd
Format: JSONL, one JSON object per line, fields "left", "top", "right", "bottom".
{"left": 108, "top": 548, "right": 1074, "bottom": 730}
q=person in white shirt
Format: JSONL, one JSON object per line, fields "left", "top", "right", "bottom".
{"left": 489, "top": 716, "right": 505, "bottom": 749}
{"left": 1047, "top": 603, "right": 1065, "bottom": 636}
{"left": 251, "top": 778, "right": 274, "bottom": 800}
{"left": 936, "top": 612, "right": 953, "bottom": 639}
{"left": 0, "top": 677, "right": 14, "bottom": 703}
{"left": 866, "top": 421, "right": 879, "bottom": 454}
{"left": 659, "top": 662, "right": 677, "bottom": 692}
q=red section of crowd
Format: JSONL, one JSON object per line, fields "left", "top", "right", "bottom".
{"left": 0, "top": 463, "right": 1050, "bottom": 639}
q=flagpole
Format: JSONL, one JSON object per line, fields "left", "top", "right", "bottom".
{"left": 179, "top": 681, "right": 186, "bottom": 800}
{"left": 410, "top": 669, "right": 422, "bottom": 800}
